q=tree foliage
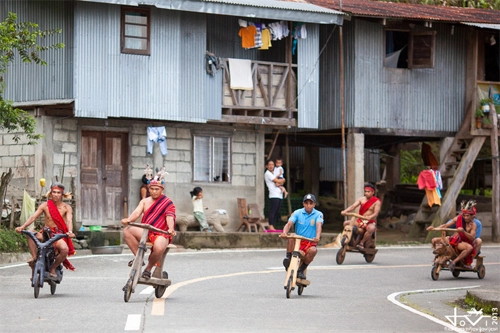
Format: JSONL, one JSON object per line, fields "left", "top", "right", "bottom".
{"left": 380, "top": 0, "right": 500, "bottom": 10}
{"left": 0, "top": 12, "right": 64, "bottom": 144}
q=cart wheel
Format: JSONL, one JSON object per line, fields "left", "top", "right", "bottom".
{"left": 364, "top": 253, "right": 375, "bottom": 263}
{"left": 452, "top": 270, "right": 460, "bottom": 278}
{"left": 298, "top": 285, "right": 304, "bottom": 296}
{"left": 336, "top": 248, "right": 345, "bottom": 265}
{"left": 364, "top": 241, "right": 376, "bottom": 263}
{"left": 477, "top": 264, "right": 485, "bottom": 279}
{"left": 33, "top": 271, "right": 41, "bottom": 298}
{"left": 155, "top": 284, "right": 168, "bottom": 298}
{"left": 431, "top": 266, "right": 440, "bottom": 281}
{"left": 286, "top": 272, "right": 293, "bottom": 299}
{"left": 123, "top": 277, "right": 133, "bottom": 302}
{"left": 50, "top": 280, "right": 57, "bottom": 295}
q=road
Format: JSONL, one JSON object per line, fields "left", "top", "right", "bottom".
{"left": 1, "top": 245, "right": 499, "bottom": 333}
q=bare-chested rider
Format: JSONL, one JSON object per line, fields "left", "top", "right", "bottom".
{"left": 427, "top": 200, "right": 477, "bottom": 270}
{"left": 340, "top": 183, "right": 381, "bottom": 250}
{"left": 15, "top": 182, "right": 76, "bottom": 278}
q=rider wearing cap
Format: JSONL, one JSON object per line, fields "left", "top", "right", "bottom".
{"left": 281, "top": 193, "right": 324, "bottom": 280}
{"left": 341, "top": 183, "right": 381, "bottom": 250}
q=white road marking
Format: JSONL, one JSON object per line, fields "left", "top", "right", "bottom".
{"left": 387, "top": 286, "right": 481, "bottom": 333}
{"left": 124, "top": 314, "right": 142, "bottom": 331}
{"left": 140, "top": 286, "right": 154, "bottom": 295}
{"left": 151, "top": 270, "right": 276, "bottom": 315}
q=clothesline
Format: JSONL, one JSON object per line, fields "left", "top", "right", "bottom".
{"left": 238, "top": 19, "right": 307, "bottom": 51}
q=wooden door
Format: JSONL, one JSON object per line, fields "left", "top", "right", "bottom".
{"left": 81, "top": 131, "right": 128, "bottom": 226}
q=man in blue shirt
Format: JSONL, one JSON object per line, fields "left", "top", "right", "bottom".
{"left": 281, "top": 193, "right": 324, "bottom": 280}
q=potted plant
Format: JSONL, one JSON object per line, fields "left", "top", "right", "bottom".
{"left": 475, "top": 108, "right": 484, "bottom": 128}
{"left": 479, "top": 98, "right": 492, "bottom": 115}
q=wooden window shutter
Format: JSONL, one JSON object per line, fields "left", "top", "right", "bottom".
{"left": 408, "top": 31, "right": 436, "bottom": 69}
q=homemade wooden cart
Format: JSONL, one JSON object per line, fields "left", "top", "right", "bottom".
{"left": 336, "top": 212, "right": 378, "bottom": 264}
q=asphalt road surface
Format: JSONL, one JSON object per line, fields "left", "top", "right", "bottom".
{"left": 1, "top": 245, "right": 499, "bottom": 333}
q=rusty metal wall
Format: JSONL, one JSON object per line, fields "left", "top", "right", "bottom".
{"left": 319, "top": 18, "right": 467, "bottom": 132}
{"left": 2, "top": 0, "right": 74, "bottom": 102}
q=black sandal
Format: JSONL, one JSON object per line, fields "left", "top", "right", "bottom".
{"left": 142, "top": 270, "right": 151, "bottom": 280}
{"left": 128, "top": 259, "right": 145, "bottom": 267}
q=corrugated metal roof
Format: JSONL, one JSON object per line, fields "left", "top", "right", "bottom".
{"left": 80, "top": 0, "right": 344, "bottom": 24}
{"left": 310, "top": 0, "right": 500, "bottom": 25}
{"left": 462, "top": 22, "right": 500, "bottom": 30}
{"left": 203, "top": 0, "right": 343, "bottom": 14}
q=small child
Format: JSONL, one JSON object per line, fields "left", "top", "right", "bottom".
{"left": 190, "top": 187, "right": 211, "bottom": 232}
{"left": 274, "top": 158, "right": 288, "bottom": 198}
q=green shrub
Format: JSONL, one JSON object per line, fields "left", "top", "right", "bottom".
{"left": 0, "top": 227, "right": 29, "bottom": 252}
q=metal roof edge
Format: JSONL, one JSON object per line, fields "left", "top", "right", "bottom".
{"left": 78, "top": 0, "right": 344, "bottom": 24}
{"left": 12, "top": 99, "right": 75, "bottom": 108}
{"left": 461, "top": 22, "right": 500, "bottom": 30}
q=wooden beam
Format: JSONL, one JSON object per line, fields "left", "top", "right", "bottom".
{"left": 272, "top": 66, "right": 289, "bottom": 108}
{"left": 490, "top": 103, "right": 499, "bottom": 242}
{"left": 425, "top": 136, "right": 486, "bottom": 242}
{"left": 217, "top": 116, "right": 296, "bottom": 127}
{"left": 267, "top": 130, "right": 280, "bottom": 160}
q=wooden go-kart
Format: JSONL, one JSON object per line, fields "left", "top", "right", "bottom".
{"left": 279, "top": 233, "right": 312, "bottom": 299}
{"left": 430, "top": 228, "right": 485, "bottom": 280}
{"left": 336, "top": 212, "right": 377, "bottom": 264}
{"left": 122, "top": 222, "right": 176, "bottom": 302}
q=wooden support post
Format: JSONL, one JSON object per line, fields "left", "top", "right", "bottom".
{"left": 9, "top": 196, "right": 16, "bottom": 229}
{"left": 490, "top": 103, "right": 499, "bottom": 242}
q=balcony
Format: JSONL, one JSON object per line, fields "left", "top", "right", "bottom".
{"left": 220, "top": 59, "right": 297, "bottom": 127}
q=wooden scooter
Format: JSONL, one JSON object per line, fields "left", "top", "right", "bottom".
{"left": 279, "top": 233, "right": 312, "bottom": 299}
{"left": 336, "top": 212, "right": 377, "bottom": 264}
{"left": 122, "top": 222, "right": 176, "bottom": 302}
{"left": 22, "top": 228, "right": 69, "bottom": 299}
{"left": 430, "top": 228, "right": 485, "bottom": 280}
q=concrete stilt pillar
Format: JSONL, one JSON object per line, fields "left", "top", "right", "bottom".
{"left": 304, "top": 146, "right": 320, "bottom": 199}
{"left": 385, "top": 145, "right": 400, "bottom": 190}
{"left": 347, "top": 132, "right": 365, "bottom": 206}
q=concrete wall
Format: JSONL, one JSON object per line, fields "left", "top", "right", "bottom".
{"left": 0, "top": 115, "right": 264, "bottom": 232}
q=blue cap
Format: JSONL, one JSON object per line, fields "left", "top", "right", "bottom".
{"left": 303, "top": 193, "right": 316, "bottom": 203}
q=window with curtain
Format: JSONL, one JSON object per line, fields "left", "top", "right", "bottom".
{"left": 193, "top": 135, "right": 230, "bottom": 182}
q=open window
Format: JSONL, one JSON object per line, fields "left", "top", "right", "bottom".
{"left": 385, "top": 29, "right": 436, "bottom": 69}
{"left": 121, "top": 6, "right": 150, "bottom": 55}
{"left": 478, "top": 30, "right": 500, "bottom": 83}
{"left": 193, "top": 135, "right": 231, "bottom": 183}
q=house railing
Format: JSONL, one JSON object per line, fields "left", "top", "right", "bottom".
{"left": 220, "top": 59, "right": 297, "bottom": 127}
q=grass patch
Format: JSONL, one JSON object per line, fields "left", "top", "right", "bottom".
{"left": 450, "top": 295, "right": 497, "bottom": 316}
{"left": 0, "top": 227, "right": 29, "bottom": 252}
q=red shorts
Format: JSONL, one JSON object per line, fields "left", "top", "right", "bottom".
{"left": 148, "top": 232, "right": 172, "bottom": 244}
{"left": 356, "top": 218, "right": 375, "bottom": 230}
{"left": 299, "top": 240, "right": 317, "bottom": 253}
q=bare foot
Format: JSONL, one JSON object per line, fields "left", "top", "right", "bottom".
{"left": 49, "top": 269, "right": 57, "bottom": 278}
{"left": 268, "top": 225, "right": 276, "bottom": 231}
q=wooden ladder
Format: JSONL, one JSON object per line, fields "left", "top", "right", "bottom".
{"left": 410, "top": 107, "right": 487, "bottom": 239}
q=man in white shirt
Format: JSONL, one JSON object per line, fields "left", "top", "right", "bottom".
{"left": 265, "top": 159, "right": 285, "bottom": 231}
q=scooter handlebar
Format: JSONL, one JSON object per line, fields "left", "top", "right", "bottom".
{"left": 22, "top": 229, "right": 68, "bottom": 248}
{"left": 279, "top": 233, "right": 315, "bottom": 242}
{"left": 128, "top": 222, "right": 172, "bottom": 235}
